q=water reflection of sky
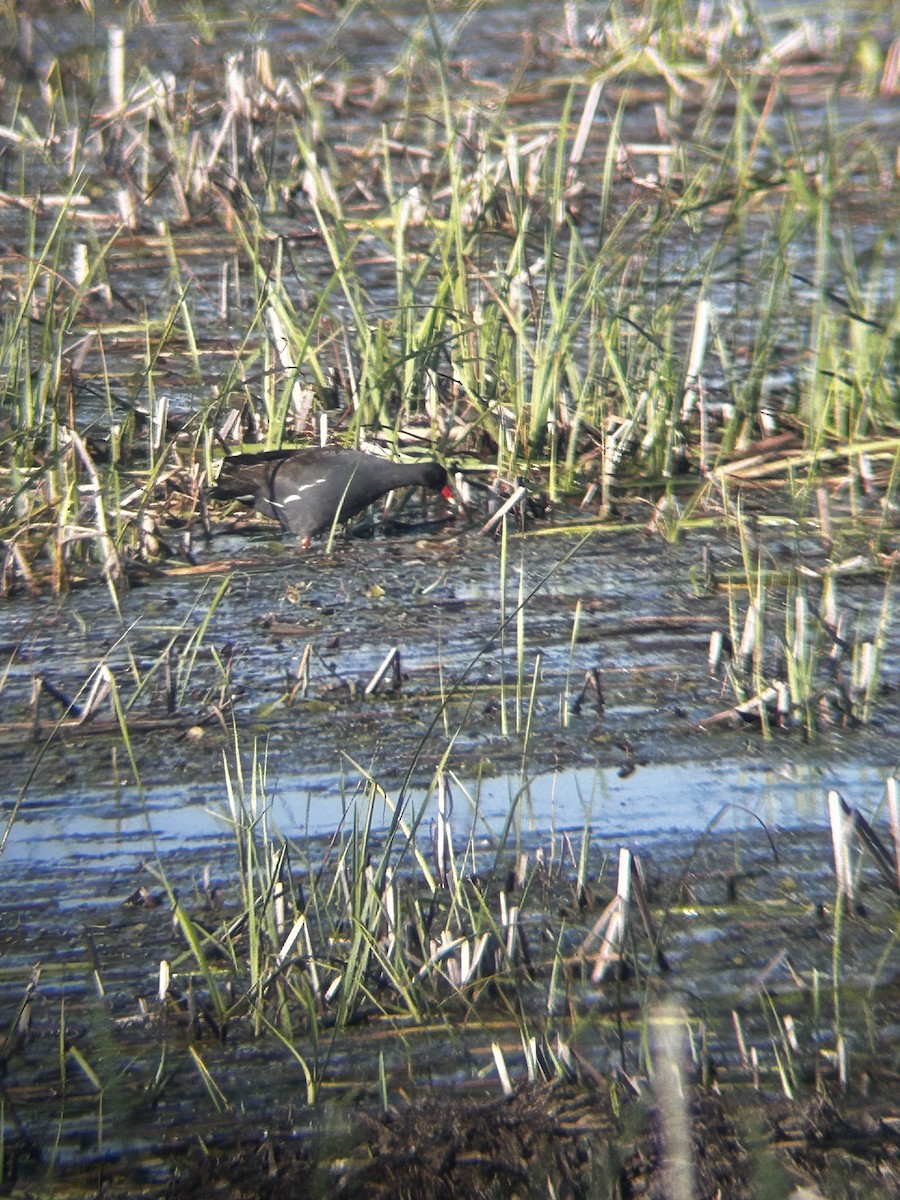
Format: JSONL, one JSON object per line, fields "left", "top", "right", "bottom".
{"left": 4, "top": 757, "right": 894, "bottom": 865}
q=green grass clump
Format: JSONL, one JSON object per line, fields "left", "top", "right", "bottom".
{"left": 0, "top": 0, "right": 896, "bottom": 591}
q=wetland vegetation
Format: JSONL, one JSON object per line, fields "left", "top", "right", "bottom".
{"left": 0, "top": 0, "right": 899, "bottom": 1196}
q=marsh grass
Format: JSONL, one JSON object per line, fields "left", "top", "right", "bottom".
{"left": 700, "top": 513, "right": 894, "bottom": 734}
{"left": 0, "top": 572, "right": 232, "bottom": 860}
{"left": 0, "top": 0, "right": 897, "bottom": 595}
{"left": 2, "top": 723, "right": 898, "bottom": 1193}
{"left": 1, "top": 2, "right": 900, "bottom": 1187}
{"left": 124, "top": 729, "right": 900, "bottom": 1175}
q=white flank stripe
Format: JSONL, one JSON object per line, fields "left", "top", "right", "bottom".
{"left": 281, "top": 478, "right": 326, "bottom": 505}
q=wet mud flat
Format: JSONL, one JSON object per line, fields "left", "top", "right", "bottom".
{"left": 3, "top": 487, "right": 899, "bottom": 860}
{"left": 1, "top": 823, "right": 898, "bottom": 1199}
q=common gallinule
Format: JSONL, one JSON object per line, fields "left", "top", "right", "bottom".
{"left": 209, "top": 447, "right": 453, "bottom": 541}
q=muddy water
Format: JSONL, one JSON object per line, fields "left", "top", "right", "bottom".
{"left": 2, "top": 0, "right": 896, "bottom": 436}
{"left": 3, "top": 493, "right": 897, "bottom": 867}
{"left": 1, "top": 6, "right": 899, "bottom": 1196}
{"left": 1, "top": 809, "right": 898, "bottom": 1198}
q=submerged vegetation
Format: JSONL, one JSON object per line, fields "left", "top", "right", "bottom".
{"left": 0, "top": 0, "right": 899, "bottom": 1195}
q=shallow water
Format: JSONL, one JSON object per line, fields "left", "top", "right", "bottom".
{"left": 3, "top": 501, "right": 897, "bottom": 866}
{"left": 8, "top": 754, "right": 893, "bottom": 864}
{"left": 1, "top": 10, "right": 899, "bottom": 1198}
{"left": 1, "top": 0, "right": 897, "bottom": 433}
{"left": 0, "top": 0, "right": 897, "bottom": 863}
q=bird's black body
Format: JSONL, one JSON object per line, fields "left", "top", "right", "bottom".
{"left": 209, "top": 447, "right": 450, "bottom": 539}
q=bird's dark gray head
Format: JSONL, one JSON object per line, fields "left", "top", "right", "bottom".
{"left": 421, "top": 461, "right": 449, "bottom": 491}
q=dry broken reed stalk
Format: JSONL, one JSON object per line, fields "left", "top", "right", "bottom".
{"left": 0, "top": 0, "right": 895, "bottom": 596}
{"left": 119, "top": 720, "right": 900, "bottom": 1123}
